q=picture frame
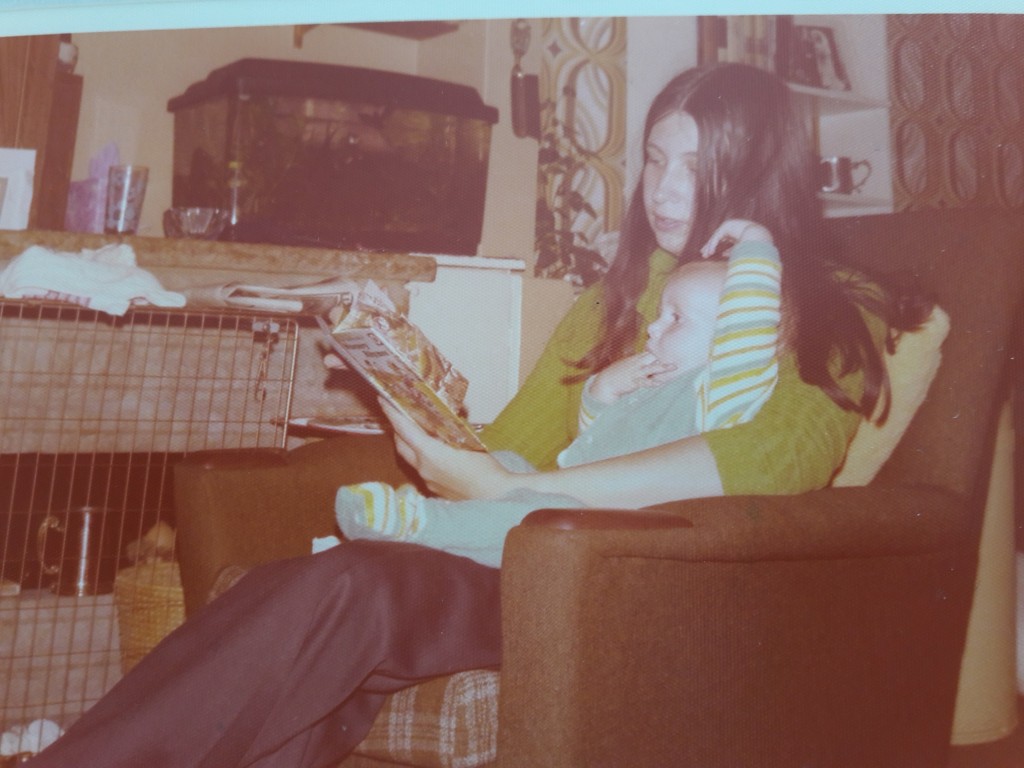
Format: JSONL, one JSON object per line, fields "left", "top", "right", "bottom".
{"left": 0, "top": 147, "right": 36, "bottom": 230}
{"left": 787, "top": 25, "right": 851, "bottom": 91}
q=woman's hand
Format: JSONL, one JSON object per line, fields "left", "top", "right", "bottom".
{"left": 323, "top": 352, "right": 346, "bottom": 370}
{"left": 589, "top": 353, "right": 677, "bottom": 405}
{"left": 700, "top": 219, "right": 774, "bottom": 258}
{"left": 322, "top": 306, "right": 349, "bottom": 370}
{"left": 380, "top": 399, "right": 513, "bottom": 500}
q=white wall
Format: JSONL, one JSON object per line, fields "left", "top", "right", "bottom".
{"left": 418, "top": 19, "right": 540, "bottom": 262}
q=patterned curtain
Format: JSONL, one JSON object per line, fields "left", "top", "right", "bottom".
{"left": 888, "top": 14, "right": 1024, "bottom": 210}
{"left": 534, "top": 17, "right": 626, "bottom": 287}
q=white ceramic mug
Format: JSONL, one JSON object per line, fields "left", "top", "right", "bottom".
{"left": 819, "top": 156, "right": 872, "bottom": 194}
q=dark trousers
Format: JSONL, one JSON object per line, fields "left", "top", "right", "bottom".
{"left": 27, "top": 541, "right": 503, "bottom": 768}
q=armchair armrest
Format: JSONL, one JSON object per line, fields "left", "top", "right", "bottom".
{"left": 498, "top": 484, "right": 976, "bottom": 768}
{"left": 522, "top": 507, "right": 693, "bottom": 531}
{"left": 173, "top": 433, "right": 419, "bottom": 614}
{"left": 177, "top": 448, "right": 290, "bottom": 471}
{"left": 515, "top": 484, "right": 968, "bottom": 561}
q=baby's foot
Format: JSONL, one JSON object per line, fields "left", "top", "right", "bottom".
{"left": 335, "top": 482, "right": 425, "bottom": 542}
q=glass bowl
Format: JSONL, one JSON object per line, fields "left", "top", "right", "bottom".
{"left": 162, "top": 207, "right": 229, "bottom": 239}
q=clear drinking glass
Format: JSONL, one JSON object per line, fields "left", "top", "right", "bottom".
{"left": 104, "top": 164, "right": 149, "bottom": 234}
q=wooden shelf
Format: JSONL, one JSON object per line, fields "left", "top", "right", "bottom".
{"left": 293, "top": 21, "right": 459, "bottom": 48}
{"left": 787, "top": 82, "right": 888, "bottom": 115}
{"left": 820, "top": 191, "right": 893, "bottom": 219}
{"left": 819, "top": 191, "right": 890, "bottom": 208}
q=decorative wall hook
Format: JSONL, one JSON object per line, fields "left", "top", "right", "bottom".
{"left": 510, "top": 19, "right": 540, "bottom": 139}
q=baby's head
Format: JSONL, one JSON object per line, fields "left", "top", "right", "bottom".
{"left": 644, "top": 260, "right": 727, "bottom": 376}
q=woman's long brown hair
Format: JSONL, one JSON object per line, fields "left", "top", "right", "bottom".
{"left": 574, "top": 62, "right": 924, "bottom": 422}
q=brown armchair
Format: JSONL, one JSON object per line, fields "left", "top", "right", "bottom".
{"left": 174, "top": 206, "right": 1024, "bottom": 767}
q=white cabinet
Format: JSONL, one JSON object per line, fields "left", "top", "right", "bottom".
{"left": 408, "top": 255, "right": 525, "bottom": 424}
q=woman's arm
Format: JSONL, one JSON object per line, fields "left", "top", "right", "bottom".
{"left": 529, "top": 436, "right": 725, "bottom": 506}
{"left": 384, "top": 351, "right": 863, "bottom": 507}
{"left": 385, "top": 400, "right": 723, "bottom": 507}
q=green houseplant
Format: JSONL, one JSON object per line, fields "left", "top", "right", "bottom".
{"left": 534, "top": 87, "right": 609, "bottom": 288}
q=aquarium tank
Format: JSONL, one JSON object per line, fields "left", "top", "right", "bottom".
{"left": 167, "top": 58, "right": 498, "bottom": 255}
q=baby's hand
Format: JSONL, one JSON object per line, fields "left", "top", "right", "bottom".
{"left": 700, "top": 219, "right": 774, "bottom": 258}
{"left": 589, "top": 353, "right": 677, "bottom": 405}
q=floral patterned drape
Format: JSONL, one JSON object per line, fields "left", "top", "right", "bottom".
{"left": 534, "top": 17, "right": 626, "bottom": 287}
{"left": 888, "top": 14, "right": 1024, "bottom": 210}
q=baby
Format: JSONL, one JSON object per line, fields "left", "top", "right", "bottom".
{"left": 335, "top": 240, "right": 781, "bottom": 567}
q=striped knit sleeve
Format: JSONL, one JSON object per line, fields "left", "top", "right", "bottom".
{"left": 696, "top": 240, "right": 782, "bottom": 432}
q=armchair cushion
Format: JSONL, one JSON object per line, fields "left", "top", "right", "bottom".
{"left": 354, "top": 670, "right": 499, "bottom": 768}
{"left": 832, "top": 305, "right": 949, "bottom": 486}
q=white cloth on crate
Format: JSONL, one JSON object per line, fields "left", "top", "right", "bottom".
{"left": 0, "top": 244, "right": 185, "bottom": 316}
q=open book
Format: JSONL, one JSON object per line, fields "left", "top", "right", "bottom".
{"left": 317, "top": 282, "right": 486, "bottom": 451}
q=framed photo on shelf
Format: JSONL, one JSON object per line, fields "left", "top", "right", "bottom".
{"left": 787, "top": 25, "right": 851, "bottom": 91}
{"left": 0, "top": 148, "right": 36, "bottom": 230}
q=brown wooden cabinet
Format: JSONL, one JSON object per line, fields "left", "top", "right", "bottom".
{"left": 0, "top": 34, "right": 83, "bottom": 230}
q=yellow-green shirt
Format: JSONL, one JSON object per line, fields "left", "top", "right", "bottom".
{"left": 480, "top": 249, "right": 867, "bottom": 495}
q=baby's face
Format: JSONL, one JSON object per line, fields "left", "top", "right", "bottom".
{"left": 644, "top": 262, "right": 726, "bottom": 376}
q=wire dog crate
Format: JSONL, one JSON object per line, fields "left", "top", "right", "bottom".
{"left": 0, "top": 300, "right": 298, "bottom": 732}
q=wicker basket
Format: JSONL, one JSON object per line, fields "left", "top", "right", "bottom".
{"left": 113, "top": 561, "right": 186, "bottom": 674}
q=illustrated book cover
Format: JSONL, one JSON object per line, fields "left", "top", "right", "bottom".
{"left": 317, "top": 281, "right": 485, "bottom": 451}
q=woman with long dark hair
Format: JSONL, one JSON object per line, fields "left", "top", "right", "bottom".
{"left": 28, "top": 62, "right": 922, "bottom": 768}
{"left": 465, "top": 62, "right": 910, "bottom": 505}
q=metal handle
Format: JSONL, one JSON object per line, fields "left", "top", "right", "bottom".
{"left": 36, "top": 515, "right": 64, "bottom": 575}
{"left": 851, "top": 159, "right": 873, "bottom": 192}
{"left": 819, "top": 157, "right": 842, "bottom": 193}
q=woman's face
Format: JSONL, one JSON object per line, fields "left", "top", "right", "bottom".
{"left": 643, "top": 111, "right": 699, "bottom": 256}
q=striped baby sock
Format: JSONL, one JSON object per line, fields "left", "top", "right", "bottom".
{"left": 335, "top": 482, "right": 427, "bottom": 542}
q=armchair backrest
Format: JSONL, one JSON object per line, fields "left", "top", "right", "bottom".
{"left": 824, "top": 206, "right": 1024, "bottom": 500}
